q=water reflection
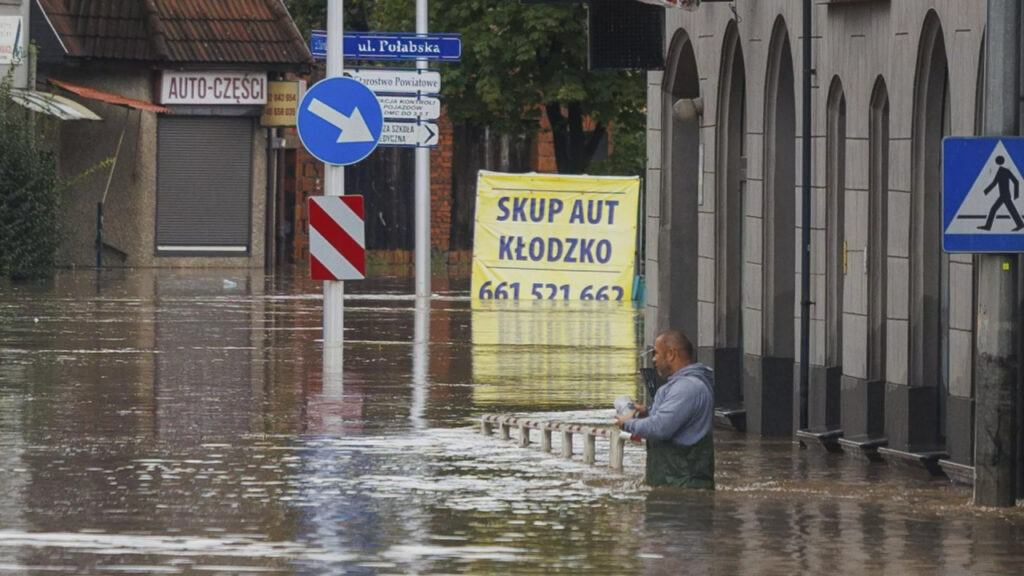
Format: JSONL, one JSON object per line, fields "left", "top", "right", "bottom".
{"left": 0, "top": 269, "right": 1021, "bottom": 574}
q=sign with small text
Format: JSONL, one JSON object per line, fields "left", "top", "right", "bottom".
{"left": 260, "top": 80, "right": 305, "bottom": 127}
{"left": 0, "top": 15, "right": 23, "bottom": 64}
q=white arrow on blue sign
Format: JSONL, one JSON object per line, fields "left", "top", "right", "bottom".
{"left": 943, "top": 137, "right": 1024, "bottom": 253}
{"left": 297, "top": 77, "right": 383, "bottom": 166}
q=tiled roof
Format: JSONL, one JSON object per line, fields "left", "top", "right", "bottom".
{"left": 36, "top": 0, "right": 313, "bottom": 66}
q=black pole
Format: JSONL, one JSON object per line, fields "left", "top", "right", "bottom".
{"left": 96, "top": 202, "right": 103, "bottom": 269}
{"left": 800, "top": 0, "right": 812, "bottom": 431}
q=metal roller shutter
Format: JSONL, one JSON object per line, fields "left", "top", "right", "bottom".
{"left": 156, "top": 116, "right": 253, "bottom": 254}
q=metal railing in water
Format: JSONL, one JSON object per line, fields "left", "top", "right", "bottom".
{"left": 480, "top": 414, "right": 641, "bottom": 471}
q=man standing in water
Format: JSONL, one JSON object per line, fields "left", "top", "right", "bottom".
{"left": 615, "top": 330, "right": 715, "bottom": 489}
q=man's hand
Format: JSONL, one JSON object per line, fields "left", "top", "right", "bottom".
{"left": 614, "top": 409, "right": 637, "bottom": 428}
{"left": 634, "top": 405, "right": 648, "bottom": 417}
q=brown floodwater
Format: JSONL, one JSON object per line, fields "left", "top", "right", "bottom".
{"left": 0, "top": 268, "right": 1021, "bottom": 574}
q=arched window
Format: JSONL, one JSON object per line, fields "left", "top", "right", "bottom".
{"left": 825, "top": 77, "right": 846, "bottom": 368}
{"left": 868, "top": 77, "right": 889, "bottom": 385}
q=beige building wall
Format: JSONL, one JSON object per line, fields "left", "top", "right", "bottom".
{"left": 50, "top": 66, "right": 268, "bottom": 269}
{"left": 648, "top": 1, "right": 984, "bottom": 451}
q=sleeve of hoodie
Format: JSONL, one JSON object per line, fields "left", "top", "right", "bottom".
{"left": 622, "top": 379, "right": 702, "bottom": 441}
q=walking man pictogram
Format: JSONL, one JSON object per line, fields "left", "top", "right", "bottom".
{"left": 979, "top": 155, "right": 1024, "bottom": 231}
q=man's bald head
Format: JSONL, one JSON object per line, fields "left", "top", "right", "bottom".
{"left": 657, "top": 330, "right": 693, "bottom": 360}
{"left": 652, "top": 330, "right": 694, "bottom": 376}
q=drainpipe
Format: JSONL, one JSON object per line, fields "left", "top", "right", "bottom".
{"left": 799, "top": 0, "right": 812, "bottom": 430}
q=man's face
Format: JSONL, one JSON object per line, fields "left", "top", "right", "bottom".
{"left": 652, "top": 337, "right": 673, "bottom": 377}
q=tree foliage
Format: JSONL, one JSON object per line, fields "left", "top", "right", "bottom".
{"left": 0, "top": 71, "right": 62, "bottom": 281}
{"left": 284, "top": 0, "right": 646, "bottom": 175}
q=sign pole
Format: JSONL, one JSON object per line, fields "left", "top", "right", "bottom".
{"left": 324, "top": 0, "right": 345, "bottom": 376}
{"left": 974, "top": 0, "right": 1019, "bottom": 507}
{"left": 415, "top": 0, "right": 431, "bottom": 301}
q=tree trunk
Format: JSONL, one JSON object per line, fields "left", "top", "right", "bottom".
{"left": 546, "top": 101, "right": 606, "bottom": 174}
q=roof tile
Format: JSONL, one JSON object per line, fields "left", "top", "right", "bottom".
{"left": 36, "top": 0, "right": 312, "bottom": 67}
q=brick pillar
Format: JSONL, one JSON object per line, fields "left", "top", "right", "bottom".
{"left": 292, "top": 148, "right": 323, "bottom": 264}
{"left": 431, "top": 109, "right": 454, "bottom": 253}
{"left": 532, "top": 108, "right": 558, "bottom": 173}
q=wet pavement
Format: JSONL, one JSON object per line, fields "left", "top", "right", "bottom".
{"left": 0, "top": 268, "right": 1022, "bottom": 575}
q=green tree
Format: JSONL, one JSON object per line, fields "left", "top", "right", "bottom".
{"left": 0, "top": 71, "right": 62, "bottom": 281}
{"left": 284, "top": 0, "right": 646, "bottom": 175}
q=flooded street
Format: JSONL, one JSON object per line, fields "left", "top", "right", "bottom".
{"left": 0, "top": 268, "right": 1022, "bottom": 574}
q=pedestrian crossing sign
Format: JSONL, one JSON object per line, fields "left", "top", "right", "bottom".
{"left": 944, "top": 137, "right": 1024, "bottom": 252}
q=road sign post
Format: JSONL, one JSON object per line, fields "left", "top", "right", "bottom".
{"left": 415, "top": 0, "right": 431, "bottom": 301}
{"left": 302, "top": 2, "right": 384, "bottom": 378}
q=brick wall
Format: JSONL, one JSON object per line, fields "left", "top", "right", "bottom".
{"left": 431, "top": 110, "right": 454, "bottom": 252}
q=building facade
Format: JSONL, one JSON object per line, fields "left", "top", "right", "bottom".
{"left": 645, "top": 1, "right": 991, "bottom": 476}
{"left": 24, "top": 0, "right": 311, "bottom": 269}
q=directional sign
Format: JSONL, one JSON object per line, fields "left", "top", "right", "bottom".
{"left": 379, "top": 121, "right": 439, "bottom": 148}
{"left": 297, "top": 77, "right": 383, "bottom": 166}
{"left": 377, "top": 95, "right": 441, "bottom": 121}
{"left": 944, "top": 137, "right": 1024, "bottom": 252}
{"left": 311, "top": 31, "right": 461, "bottom": 62}
{"left": 343, "top": 68, "right": 441, "bottom": 95}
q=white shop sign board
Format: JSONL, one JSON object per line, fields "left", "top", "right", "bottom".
{"left": 160, "top": 71, "right": 268, "bottom": 105}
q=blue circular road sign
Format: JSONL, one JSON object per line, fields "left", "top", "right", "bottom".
{"left": 297, "top": 77, "right": 383, "bottom": 166}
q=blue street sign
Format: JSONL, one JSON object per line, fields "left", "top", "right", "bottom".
{"left": 311, "top": 31, "right": 462, "bottom": 62}
{"left": 944, "top": 137, "right": 1024, "bottom": 252}
{"left": 297, "top": 77, "right": 383, "bottom": 166}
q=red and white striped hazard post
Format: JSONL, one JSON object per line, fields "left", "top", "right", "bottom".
{"left": 309, "top": 195, "right": 365, "bottom": 281}
{"left": 309, "top": 195, "right": 365, "bottom": 376}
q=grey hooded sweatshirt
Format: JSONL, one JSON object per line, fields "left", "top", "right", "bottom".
{"left": 622, "top": 362, "right": 714, "bottom": 446}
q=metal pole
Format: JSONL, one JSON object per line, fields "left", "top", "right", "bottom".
{"left": 415, "top": 0, "right": 431, "bottom": 300}
{"left": 799, "top": 0, "right": 812, "bottom": 431}
{"left": 323, "top": 0, "right": 345, "bottom": 375}
{"left": 975, "top": 0, "right": 1019, "bottom": 507}
{"left": 96, "top": 202, "right": 103, "bottom": 269}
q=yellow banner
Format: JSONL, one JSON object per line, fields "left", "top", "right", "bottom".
{"left": 471, "top": 300, "right": 642, "bottom": 407}
{"left": 471, "top": 171, "right": 640, "bottom": 301}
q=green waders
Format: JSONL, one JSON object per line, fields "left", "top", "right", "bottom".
{"left": 644, "top": 431, "right": 715, "bottom": 490}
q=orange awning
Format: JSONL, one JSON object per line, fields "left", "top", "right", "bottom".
{"left": 49, "top": 78, "right": 171, "bottom": 114}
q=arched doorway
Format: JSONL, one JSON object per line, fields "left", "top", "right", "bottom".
{"left": 889, "top": 11, "right": 949, "bottom": 454}
{"left": 810, "top": 77, "right": 846, "bottom": 434}
{"left": 652, "top": 30, "right": 701, "bottom": 348}
{"left": 714, "top": 22, "right": 746, "bottom": 410}
{"left": 750, "top": 16, "right": 795, "bottom": 437}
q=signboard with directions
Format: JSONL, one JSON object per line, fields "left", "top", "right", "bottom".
{"left": 311, "top": 31, "right": 461, "bottom": 62}
{"left": 378, "top": 95, "right": 440, "bottom": 121}
{"left": 297, "top": 77, "right": 384, "bottom": 166}
{"left": 343, "top": 68, "right": 441, "bottom": 95}
{"left": 381, "top": 122, "right": 439, "bottom": 148}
